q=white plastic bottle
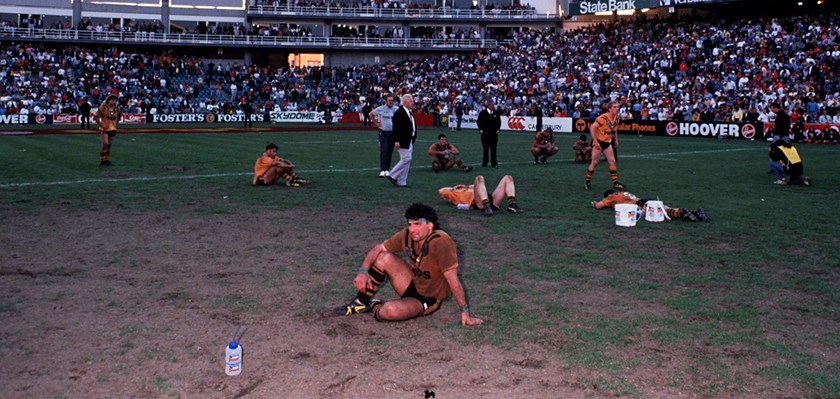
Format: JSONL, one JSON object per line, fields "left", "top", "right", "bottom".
{"left": 225, "top": 340, "right": 242, "bottom": 376}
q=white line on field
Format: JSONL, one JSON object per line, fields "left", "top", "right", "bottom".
{"left": 0, "top": 147, "right": 754, "bottom": 189}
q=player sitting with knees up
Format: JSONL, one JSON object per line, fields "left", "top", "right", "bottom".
{"left": 573, "top": 134, "right": 593, "bottom": 163}
{"left": 337, "top": 203, "right": 483, "bottom": 326}
{"left": 252, "top": 142, "right": 310, "bottom": 187}
{"left": 428, "top": 134, "right": 473, "bottom": 173}
{"left": 592, "top": 189, "right": 707, "bottom": 222}
{"left": 530, "top": 127, "right": 559, "bottom": 164}
{"left": 437, "top": 175, "right": 522, "bottom": 216}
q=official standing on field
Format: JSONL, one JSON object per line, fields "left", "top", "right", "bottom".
{"left": 370, "top": 95, "right": 398, "bottom": 178}
{"left": 386, "top": 94, "right": 416, "bottom": 188}
{"left": 79, "top": 98, "right": 92, "bottom": 129}
{"left": 477, "top": 100, "right": 501, "bottom": 168}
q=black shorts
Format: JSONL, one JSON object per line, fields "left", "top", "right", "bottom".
{"left": 402, "top": 281, "right": 442, "bottom": 316}
{"left": 597, "top": 139, "right": 613, "bottom": 149}
{"left": 102, "top": 130, "right": 117, "bottom": 137}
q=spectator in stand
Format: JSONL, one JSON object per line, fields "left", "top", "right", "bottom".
{"left": 1, "top": 13, "right": 840, "bottom": 129}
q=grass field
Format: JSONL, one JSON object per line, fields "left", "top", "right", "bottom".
{"left": 1, "top": 125, "right": 838, "bottom": 398}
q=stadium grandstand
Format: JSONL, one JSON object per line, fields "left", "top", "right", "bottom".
{"left": 0, "top": 0, "right": 836, "bottom": 142}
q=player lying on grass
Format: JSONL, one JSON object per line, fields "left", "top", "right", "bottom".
{"left": 437, "top": 175, "right": 522, "bottom": 216}
{"left": 592, "top": 189, "right": 708, "bottom": 222}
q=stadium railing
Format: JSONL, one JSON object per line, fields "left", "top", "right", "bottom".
{"left": 246, "top": 5, "right": 557, "bottom": 19}
{"left": 0, "top": 27, "right": 503, "bottom": 49}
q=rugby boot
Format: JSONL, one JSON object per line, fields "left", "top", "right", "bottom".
{"left": 682, "top": 208, "right": 698, "bottom": 222}
{"left": 336, "top": 298, "right": 376, "bottom": 316}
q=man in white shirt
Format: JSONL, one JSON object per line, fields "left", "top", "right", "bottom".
{"left": 386, "top": 94, "right": 416, "bottom": 188}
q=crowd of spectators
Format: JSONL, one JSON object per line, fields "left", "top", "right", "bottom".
{"left": 250, "top": 0, "right": 535, "bottom": 12}
{"left": 0, "top": 11, "right": 838, "bottom": 142}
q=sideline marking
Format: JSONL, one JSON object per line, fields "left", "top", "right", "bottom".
{"left": 0, "top": 147, "right": 754, "bottom": 189}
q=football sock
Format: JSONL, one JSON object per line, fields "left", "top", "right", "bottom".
{"left": 609, "top": 165, "right": 618, "bottom": 184}
{"left": 282, "top": 171, "right": 298, "bottom": 182}
{"left": 666, "top": 208, "right": 683, "bottom": 219}
{"left": 585, "top": 168, "right": 594, "bottom": 183}
{"left": 354, "top": 264, "right": 386, "bottom": 306}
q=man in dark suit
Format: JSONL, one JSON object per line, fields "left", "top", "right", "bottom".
{"left": 387, "top": 94, "right": 416, "bottom": 188}
{"left": 241, "top": 98, "right": 253, "bottom": 128}
{"left": 477, "top": 100, "right": 502, "bottom": 167}
{"left": 362, "top": 101, "right": 373, "bottom": 127}
{"left": 79, "top": 98, "right": 92, "bottom": 129}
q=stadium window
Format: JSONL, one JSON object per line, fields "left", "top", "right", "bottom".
{"left": 288, "top": 54, "right": 324, "bottom": 68}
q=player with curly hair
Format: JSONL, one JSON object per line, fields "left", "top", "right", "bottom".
{"left": 337, "top": 203, "right": 483, "bottom": 326}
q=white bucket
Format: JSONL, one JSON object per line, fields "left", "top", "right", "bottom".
{"left": 644, "top": 200, "right": 667, "bottom": 222}
{"left": 614, "top": 203, "right": 640, "bottom": 227}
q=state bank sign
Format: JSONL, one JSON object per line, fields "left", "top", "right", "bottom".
{"left": 570, "top": 0, "right": 642, "bottom": 14}
{"left": 569, "top": 0, "right": 654, "bottom": 14}
{"left": 568, "top": 0, "right": 728, "bottom": 14}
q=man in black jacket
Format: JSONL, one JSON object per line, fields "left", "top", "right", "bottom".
{"left": 79, "top": 98, "right": 92, "bottom": 129}
{"left": 477, "top": 100, "right": 502, "bottom": 168}
{"left": 241, "top": 98, "right": 253, "bottom": 128}
{"left": 387, "top": 94, "right": 416, "bottom": 188}
{"left": 770, "top": 102, "right": 790, "bottom": 141}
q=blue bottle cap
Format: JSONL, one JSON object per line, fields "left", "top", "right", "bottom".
{"left": 229, "top": 341, "right": 239, "bottom": 349}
